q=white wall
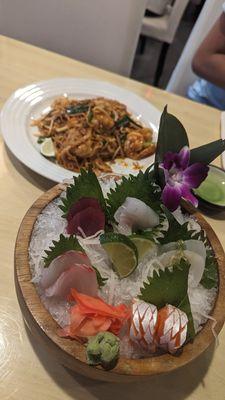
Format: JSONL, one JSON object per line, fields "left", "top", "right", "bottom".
{"left": 0, "top": 0, "right": 148, "bottom": 76}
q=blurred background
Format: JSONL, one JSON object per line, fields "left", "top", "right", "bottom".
{"left": 132, "top": 0, "right": 205, "bottom": 88}
{"left": 0, "top": 0, "right": 223, "bottom": 100}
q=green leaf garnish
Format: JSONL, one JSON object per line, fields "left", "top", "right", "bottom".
{"left": 154, "top": 106, "right": 189, "bottom": 184}
{"left": 106, "top": 171, "right": 161, "bottom": 221}
{"left": 59, "top": 168, "right": 106, "bottom": 217}
{"left": 159, "top": 206, "right": 194, "bottom": 245}
{"left": 190, "top": 139, "right": 225, "bottom": 165}
{"left": 43, "top": 234, "right": 83, "bottom": 267}
{"left": 200, "top": 249, "right": 218, "bottom": 289}
{"left": 139, "top": 257, "right": 195, "bottom": 339}
{"left": 139, "top": 258, "right": 190, "bottom": 308}
{"left": 92, "top": 266, "right": 108, "bottom": 288}
{"left": 159, "top": 206, "right": 218, "bottom": 289}
{"left": 178, "top": 294, "right": 195, "bottom": 340}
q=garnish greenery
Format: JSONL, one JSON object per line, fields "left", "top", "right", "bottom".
{"left": 158, "top": 206, "right": 195, "bottom": 245}
{"left": 59, "top": 168, "right": 106, "bottom": 217}
{"left": 106, "top": 171, "right": 161, "bottom": 221}
{"left": 139, "top": 258, "right": 189, "bottom": 308}
{"left": 153, "top": 106, "right": 225, "bottom": 187}
{"left": 200, "top": 249, "right": 218, "bottom": 289}
{"left": 190, "top": 139, "right": 225, "bottom": 165}
{"left": 43, "top": 234, "right": 83, "bottom": 268}
{"left": 154, "top": 106, "right": 189, "bottom": 185}
{"left": 92, "top": 266, "right": 108, "bottom": 288}
{"left": 139, "top": 257, "right": 195, "bottom": 339}
{"left": 159, "top": 206, "right": 218, "bottom": 289}
{"left": 155, "top": 106, "right": 189, "bottom": 166}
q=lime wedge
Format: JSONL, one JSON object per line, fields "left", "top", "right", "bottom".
{"left": 40, "top": 138, "right": 55, "bottom": 157}
{"left": 100, "top": 233, "right": 138, "bottom": 279}
{"left": 129, "top": 235, "right": 156, "bottom": 260}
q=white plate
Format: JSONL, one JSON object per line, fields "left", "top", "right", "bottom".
{"left": 1, "top": 78, "right": 160, "bottom": 183}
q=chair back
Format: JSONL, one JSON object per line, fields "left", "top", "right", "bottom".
{"left": 165, "top": 0, "right": 190, "bottom": 43}
{"left": 167, "top": 0, "right": 224, "bottom": 95}
{"left": 147, "top": 0, "right": 172, "bottom": 15}
{"left": 142, "top": 0, "right": 189, "bottom": 44}
{"left": 0, "top": 0, "right": 148, "bottom": 76}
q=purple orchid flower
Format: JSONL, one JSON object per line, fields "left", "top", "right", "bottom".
{"left": 160, "top": 146, "right": 209, "bottom": 212}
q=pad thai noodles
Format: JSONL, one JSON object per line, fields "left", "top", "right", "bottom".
{"left": 32, "top": 97, "right": 156, "bottom": 174}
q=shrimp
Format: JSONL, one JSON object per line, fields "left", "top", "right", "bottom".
{"left": 124, "top": 128, "right": 155, "bottom": 159}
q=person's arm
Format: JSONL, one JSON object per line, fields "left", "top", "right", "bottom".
{"left": 192, "top": 13, "right": 225, "bottom": 88}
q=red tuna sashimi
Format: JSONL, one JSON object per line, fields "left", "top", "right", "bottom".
{"left": 67, "top": 197, "right": 102, "bottom": 222}
{"left": 67, "top": 206, "right": 105, "bottom": 236}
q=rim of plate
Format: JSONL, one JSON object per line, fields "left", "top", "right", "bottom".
{"left": 1, "top": 78, "right": 161, "bottom": 183}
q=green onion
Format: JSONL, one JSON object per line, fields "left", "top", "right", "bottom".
{"left": 111, "top": 115, "right": 142, "bottom": 132}
{"left": 37, "top": 137, "right": 48, "bottom": 144}
{"left": 66, "top": 104, "right": 89, "bottom": 115}
{"left": 87, "top": 106, "right": 93, "bottom": 123}
{"left": 143, "top": 141, "right": 153, "bottom": 148}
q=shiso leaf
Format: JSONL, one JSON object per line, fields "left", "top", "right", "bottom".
{"left": 200, "top": 249, "right": 218, "bottom": 289}
{"left": 59, "top": 168, "right": 106, "bottom": 217}
{"left": 92, "top": 266, "right": 108, "bottom": 288}
{"left": 159, "top": 206, "right": 218, "bottom": 289}
{"left": 158, "top": 206, "right": 195, "bottom": 245}
{"left": 178, "top": 294, "right": 195, "bottom": 340}
{"left": 139, "top": 257, "right": 195, "bottom": 339}
{"left": 190, "top": 139, "right": 225, "bottom": 165}
{"left": 106, "top": 170, "right": 161, "bottom": 221}
{"left": 191, "top": 229, "right": 218, "bottom": 288}
{"left": 139, "top": 258, "right": 190, "bottom": 308}
{"left": 154, "top": 106, "right": 189, "bottom": 185}
{"left": 43, "top": 234, "right": 83, "bottom": 267}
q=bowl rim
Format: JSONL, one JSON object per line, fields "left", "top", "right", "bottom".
{"left": 194, "top": 164, "right": 225, "bottom": 210}
{"left": 14, "top": 182, "right": 225, "bottom": 382}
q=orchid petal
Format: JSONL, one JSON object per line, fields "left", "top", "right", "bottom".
{"left": 160, "top": 165, "right": 170, "bottom": 183}
{"left": 180, "top": 185, "right": 198, "bottom": 208}
{"left": 162, "top": 184, "right": 182, "bottom": 212}
{"left": 162, "top": 152, "right": 176, "bottom": 170}
{"left": 183, "top": 163, "right": 209, "bottom": 188}
{"left": 178, "top": 146, "right": 190, "bottom": 169}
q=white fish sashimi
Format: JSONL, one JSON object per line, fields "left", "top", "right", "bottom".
{"left": 114, "top": 197, "right": 160, "bottom": 235}
{"left": 185, "top": 250, "right": 205, "bottom": 288}
{"left": 158, "top": 239, "right": 206, "bottom": 287}
{"left": 45, "top": 264, "right": 98, "bottom": 299}
{"left": 40, "top": 250, "right": 92, "bottom": 289}
{"left": 160, "top": 240, "right": 206, "bottom": 259}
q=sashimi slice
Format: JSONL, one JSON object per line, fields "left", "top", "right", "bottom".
{"left": 158, "top": 248, "right": 205, "bottom": 288}
{"left": 40, "top": 250, "right": 92, "bottom": 289}
{"left": 160, "top": 240, "right": 206, "bottom": 260}
{"left": 159, "top": 239, "right": 206, "bottom": 287}
{"left": 67, "top": 197, "right": 102, "bottom": 222}
{"left": 114, "top": 197, "right": 159, "bottom": 234}
{"left": 67, "top": 206, "right": 105, "bottom": 236}
{"left": 45, "top": 264, "right": 98, "bottom": 299}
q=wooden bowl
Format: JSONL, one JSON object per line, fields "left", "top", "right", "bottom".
{"left": 14, "top": 184, "right": 225, "bottom": 382}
